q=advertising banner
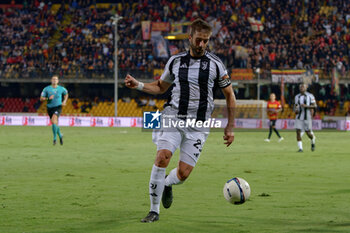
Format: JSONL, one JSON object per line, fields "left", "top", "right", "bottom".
{"left": 141, "top": 21, "right": 151, "bottom": 40}
{"left": 230, "top": 69, "right": 254, "bottom": 81}
{"left": 272, "top": 69, "right": 320, "bottom": 83}
{"left": 151, "top": 22, "right": 170, "bottom": 32}
{"left": 1, "top": 116, "right": 343, "bottom": 131}
{"left": 151, "top": 35, "right": 169, "bottom": 58}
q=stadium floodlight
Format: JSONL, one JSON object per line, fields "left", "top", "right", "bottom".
{"left": 111, "top": 14, "right": 123, "bottom": 117}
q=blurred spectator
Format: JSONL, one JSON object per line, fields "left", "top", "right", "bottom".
{"left": 346, "top": 105, "right": 350, "bottom": 117}
{"left": 148, "top": 97, "right": 157, "bottom": 110}
{"left": 72, "top": 99, "right": 79, "bottom": 110}
{"left": 81, "top": 102, "right": 92, "bottom": 113}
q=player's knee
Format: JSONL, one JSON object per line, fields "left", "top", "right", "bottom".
{"left": 306, "top": 131, "right": 313, "bottom": 139}
{"left": 154, "top": 150, "right": 172, "bottom": 167}
{"left": 51, "top": 118, "right": 57, "bottom": 124}
{"left": 177, "top": 168, "right": 190, "bottom": 181}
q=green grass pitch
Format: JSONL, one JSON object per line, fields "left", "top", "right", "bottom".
{"left": 0, "top": 126, "right": 350, "bottom": 233}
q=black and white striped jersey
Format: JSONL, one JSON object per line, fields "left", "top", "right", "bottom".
{"left": 294, "top": 92, "right": 316, "bottom": 120}
{"left": 160, "top": 51, "right": 231, "bottom": 121}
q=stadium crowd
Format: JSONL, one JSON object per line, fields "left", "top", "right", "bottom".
{"left": 0, "top": 0, "right": 349, "bottom": 79}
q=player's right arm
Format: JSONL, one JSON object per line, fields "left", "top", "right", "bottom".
{"left": 40, "top": 87, "right": 55, "bottom": 101}
{"left": 124, "top": 74, "right": 172, "bottom": 94}
{"left": 124, "top": 56, "right": 175, "bottom": 94}
{"left": 40, "top": 88, "right": 48, "bottom": 102}
{"left": 294, "top": 95, "right": 300, "bottom": 114}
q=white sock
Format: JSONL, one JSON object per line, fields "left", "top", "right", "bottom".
{"left": 300, "top": 131, "right": 305, "bottom": 137}
{"left": 298, "top": 141, "right": 303, "bottom": 150}
{"left": 165, "top": 167, "right": 183, "bottom": 187}
{"left": 149, "top": 164, "right": 166, "bottom": 214}
{"left": 311, "top": 132, "right": 316, "bottom": 144}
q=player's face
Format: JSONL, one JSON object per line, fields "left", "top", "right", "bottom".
{"left": 189, "top": 29, "right": 211, "bottom": 57}
{"left": 51, "top": 76, "right": 59, "bottom": 85}
{"left": 270, "top": 94, "right": 275, "bottom": 101}
{"left": 299, "top": 84, "right": 306, "bottom": 93}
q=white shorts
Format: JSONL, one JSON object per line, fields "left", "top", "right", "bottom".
{"left": 295, "top": 119, "right": 312, "bottom": 132}
{"left": 152, "top": 107, "right": 209, "bottom": 167}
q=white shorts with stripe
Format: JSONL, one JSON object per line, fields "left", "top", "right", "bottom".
{"left": 152, "top": 107, "right": 209, "bottom": 167}
{"left": 295, "top": 119, "right": 312, "bottom": 132}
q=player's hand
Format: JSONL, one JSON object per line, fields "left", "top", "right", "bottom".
{"left": 223, "top": 126, "right": 234, "bottom": 147}
{"left": 62, "top": 101, "right": 67, "bottom": 106}
{"left": 124, "top": 74, "right": 138, "bottom": 89}
{"left": 49, "top": 95, "right": 54, "bottom": 100}
{"left": 301, "top": 104, "right": 306, "bottom": 108}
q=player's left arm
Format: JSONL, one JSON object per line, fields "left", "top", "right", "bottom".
{"left": 301, "top": 104, "right": 316, "bottom": 109}
{"left": 62, "top": 88, "right": 69, "bottom": 106}
{"left": 301, "top": 96, "right": 317, "bottom": 109}
{"left": 221, "top": 83, "right": 236, "bottom": 147}
{"left": 62, "top": 94, "right": 68, "bottom": 106}
{"left": 276, "top": 102, "right": 283, "bottom": 113}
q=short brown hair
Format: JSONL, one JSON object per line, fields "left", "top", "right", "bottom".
{"left": 190, "top": 19, "right": 212, "bottom": 36}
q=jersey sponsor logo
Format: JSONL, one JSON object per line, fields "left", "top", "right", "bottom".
{"left": 143, "top": 110, "right": 161, "bottom": 129}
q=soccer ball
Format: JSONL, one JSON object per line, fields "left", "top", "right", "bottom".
{"left": 223, "top": 177, "right": 251, "bottom": 205}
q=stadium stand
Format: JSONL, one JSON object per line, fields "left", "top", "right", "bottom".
{"left": 0, "top": 0, "right": 349, "bottom": 78}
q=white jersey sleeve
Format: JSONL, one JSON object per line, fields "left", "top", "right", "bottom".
{"left": 208, "top": 52, "right": 230, "bottom": 88}
{"left": 310, "top": 94, "right": 316, "bottom": 104}
{"left": 160, "top": 56, "right": 177, "bottom": 84}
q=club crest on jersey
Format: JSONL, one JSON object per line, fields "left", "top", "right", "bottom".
{"left": 201, "top": 61, "right": 208, "bottom": 70}
{"left": 143, "top": 110, "right": 161, "bottom": 129}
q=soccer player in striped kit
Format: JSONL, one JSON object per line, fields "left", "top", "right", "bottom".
{"left": 294, "top": 84, "right": 317, "bottom": 152}
{"left": 125, "top": 19, "right": 236, "bottom": 222}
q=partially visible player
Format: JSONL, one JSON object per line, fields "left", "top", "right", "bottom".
{"left": 265, "top": 93, "right": 284, "bottom": 142}
{"left": 40, "top": 75, "right": 68, "bottom": 145}
{"left": 294, "top": 83, "right": 316, "bottom": 152}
